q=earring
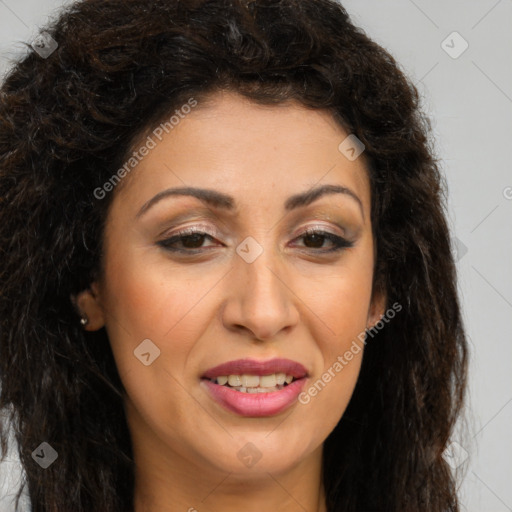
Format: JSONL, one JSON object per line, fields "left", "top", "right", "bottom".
{"left": 80, "top": 315, "right": 89, "bottom": 326}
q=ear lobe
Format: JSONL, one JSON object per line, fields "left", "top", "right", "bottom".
{"left": 71, "top": 283, "right": 105, "bottom": 331}
{"left": 367, "top": 288, "right": 387, "bottom": 329}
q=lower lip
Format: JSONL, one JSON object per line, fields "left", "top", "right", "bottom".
{"left": 201, "top": 378, "right": 307, "bottom": 417}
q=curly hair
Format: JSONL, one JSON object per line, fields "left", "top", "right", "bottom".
{"left": 0, "top": 0, "right": 468, "bottom": 510}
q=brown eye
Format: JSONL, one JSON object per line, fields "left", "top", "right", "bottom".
{"left": 179, "top": 233, "right": 209, "bottom": 249}
{"left": 157, "top": 229, "right": 220, "bottom": 253}
{"left": 293, "top": 229, "right": 354, "bottom": 252}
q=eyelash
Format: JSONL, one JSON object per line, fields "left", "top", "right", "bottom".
{"left": 157, "top": 226, "right": 354, "bottom": 254}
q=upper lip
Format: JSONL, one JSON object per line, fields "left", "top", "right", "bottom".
{"left": 201, "top": 358, "right": 308, "bottom": 379}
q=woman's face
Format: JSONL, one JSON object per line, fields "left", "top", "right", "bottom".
{"left": 79, "top": 91, "right": 384, "bottom": 481}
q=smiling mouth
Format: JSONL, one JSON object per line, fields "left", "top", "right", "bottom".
{"left": 200, "top": 358, "right": 308, "bottom": 416}
{"left": 205, "top": 373, "right": 298, "bottom": 393}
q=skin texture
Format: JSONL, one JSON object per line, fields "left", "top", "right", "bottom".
{"left": 76, "top": 91, "right": 385, "bottom": 512}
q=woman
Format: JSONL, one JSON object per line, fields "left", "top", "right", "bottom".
{"left": 0, "top": 0, "right": 468, "bottom": 510}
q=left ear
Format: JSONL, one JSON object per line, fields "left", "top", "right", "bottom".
{"left": 367, "top": 287, "right": 387, "bottom": 329}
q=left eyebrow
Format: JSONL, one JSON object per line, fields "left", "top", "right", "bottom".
{"left": 284, "top": 183, "right": 364, "bottom": 219}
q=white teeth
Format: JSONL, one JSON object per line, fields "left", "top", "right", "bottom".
{"left": 276, "top": 372, "right": 286, "bottom": 385}
{"left": 214, "top": 373, "right": 296, "bottom": 388}
{"left": 258, "top": 386, "right": 277, "bottom": 392}
{"left": 216, "top": 376, "right": 228, "bottom": 386}
{"left": 241, "top": 374, "right": 260, "bottom": 388}
{"left": 228, "top": 375, "right": 241, "bottom": 387}
{"left": 233, "top": 385, "right": 281, "bottom": 393}
{"left": 259, "top": 374, "right": 276, "bottom": 387}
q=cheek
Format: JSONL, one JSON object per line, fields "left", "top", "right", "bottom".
{"left": 298, "top": 351, "right": 362, "bottom": 449}
{"left": 303, "top": 246, "right": 375, "bottom": 350}
{"left": 99, "top": 254, "right": 211, "bottom": 431}
{"left": 100, "top": 244, "right": 236, "bottom": 388}
{"left": 99, "top": 247, "right": 189, "bottom": 371}
{"left": 296, "top": 270, "right": 369, "bottom": 433}
{"left": 296, "top": 246, "right": 373, "bottom": 416}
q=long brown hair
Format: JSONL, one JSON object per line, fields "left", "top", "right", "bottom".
{"left": 0, "top": 0, "right": 468, "bottom": 510}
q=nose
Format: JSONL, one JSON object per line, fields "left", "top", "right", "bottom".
{"left": 221, "top": 245, "right": 300, "bottom": 341}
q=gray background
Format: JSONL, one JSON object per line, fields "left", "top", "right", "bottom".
{"left": 0, "top": 1, "right": 511, "bottom": 511}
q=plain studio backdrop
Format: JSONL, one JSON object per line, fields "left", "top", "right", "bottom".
{"left": 0, "top": 1, "right": 511, "bottom": 511}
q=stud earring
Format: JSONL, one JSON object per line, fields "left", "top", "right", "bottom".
{"left": 80, "top": 315, "right": 89, "bottom": 326}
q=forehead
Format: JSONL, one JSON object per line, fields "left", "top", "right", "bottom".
{"left": 112, "top": 91, "right": 371, "bottom": 217}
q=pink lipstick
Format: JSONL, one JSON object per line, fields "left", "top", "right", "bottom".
{"left": 200, "top": 358, "right": 308, "bottom": 417}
